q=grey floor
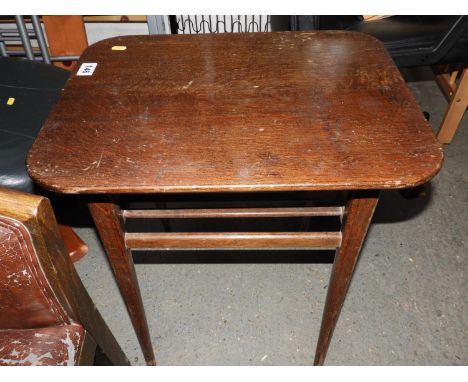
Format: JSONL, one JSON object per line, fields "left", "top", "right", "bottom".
{"left": 73, "top": 79, "right": 467, "bottom": 366}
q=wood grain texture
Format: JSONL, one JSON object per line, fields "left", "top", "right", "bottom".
{"left": 125, "top": 231, "right": 342, "bottom": 250}
{"left": 88, "top": 202, "right": 156, "bottom": 366}
{"left": 123, "top": 206, "right": 343, "bottom": 218}
{"left": 314, "top": 191, "right": 379, "bottom": 365}
{"left": 27, "top": 31, "right": 443, "bottom": 194}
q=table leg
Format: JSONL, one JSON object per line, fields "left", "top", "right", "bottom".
{"left": 88, "top": 202, "right": 156, "bottom": 366}
{"left": 314, "top": 191, "right": 379, "bottom": 365}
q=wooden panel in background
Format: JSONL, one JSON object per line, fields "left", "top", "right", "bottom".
{"left": 83, "top": 16, "right": 147, "bottom": 22}
{"left": 42, "top": 15, "right": 88, "bottom": 70}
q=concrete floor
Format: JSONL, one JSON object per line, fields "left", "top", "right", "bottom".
{"left": 73, "top": 79, "right": 467, "bottom": 365}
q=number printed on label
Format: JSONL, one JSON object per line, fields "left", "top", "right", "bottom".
{"left": 77, "top": 63, "right": 98, "bottom": 76}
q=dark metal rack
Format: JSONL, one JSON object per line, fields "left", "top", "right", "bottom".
{"left": 169, "top": 15, "right": 271, "bottom": 34}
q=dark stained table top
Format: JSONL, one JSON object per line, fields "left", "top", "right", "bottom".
{"left": 27, "top": 31, "right": 443, "bottom": 194}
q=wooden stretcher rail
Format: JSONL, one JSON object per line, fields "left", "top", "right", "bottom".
{"left": 123, "top": 206, "right": 344, "bottom": 219}
{"left": 125, "top": 231, "right": 342, "bottom": 250}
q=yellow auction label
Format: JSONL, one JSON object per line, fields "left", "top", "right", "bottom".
{"left": 7, "top": 97, "right": 15, "bottom": 106}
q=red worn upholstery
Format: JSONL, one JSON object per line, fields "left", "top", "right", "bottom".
{"left": 0, "top": 216, "right": 74, "bottom": 329}
{"left": 0, "top": 215, "right": 85, "bottom": 366}
{"left": 0, "top": 325, "right": 85, "bottom": 366}
{"left": 0, "top": 187, "right": 129, "bottom": 366}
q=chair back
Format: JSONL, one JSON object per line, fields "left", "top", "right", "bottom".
{"left": 0, "top": 187, "right": 77, "bottom": 329}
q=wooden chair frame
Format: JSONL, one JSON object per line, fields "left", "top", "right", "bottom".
{"left": 435, "top": 67, "right": 468, "bottom": 144}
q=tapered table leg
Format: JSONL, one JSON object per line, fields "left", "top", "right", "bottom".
{"left": 89, "top": 202, "right": 156, "bottom": 366}
{"left": 314, "top": 191, "right": 379, "bottom": 365}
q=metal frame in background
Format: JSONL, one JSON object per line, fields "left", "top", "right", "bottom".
{"left": 0, "top": 15, "right": 79, "bottom": 62}
{"left": 168, "top": 15, "right": 271, "bottom": 34}
{"left": 146, "top": 15, "right": 171, "bottom": 35}
{"left": 2, "top": 15, "right": 274, "bottom": 61}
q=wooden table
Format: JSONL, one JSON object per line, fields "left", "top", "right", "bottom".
{"left": 27, "top": 31, "right": 443, "bottom": 365}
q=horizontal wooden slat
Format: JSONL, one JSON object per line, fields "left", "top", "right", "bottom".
{"left": 123, "top": 206, "right": 343, "bottom": 219}
{"left": 125, "top": 232, "right": 342, "bottom": 250}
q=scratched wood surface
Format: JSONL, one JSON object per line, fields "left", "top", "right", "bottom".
{"left": 27, "top": 31, "right": 443, "bottom": 194}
